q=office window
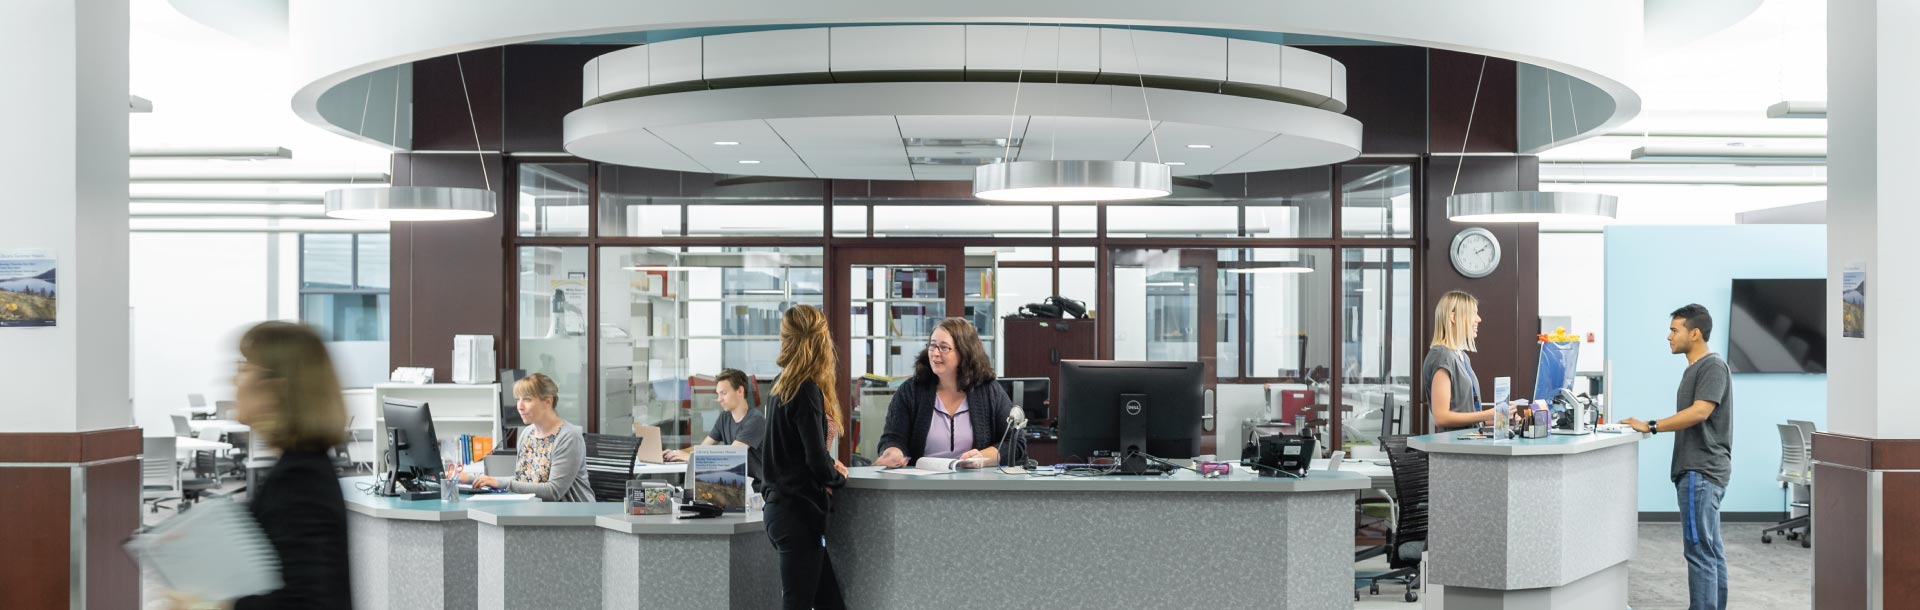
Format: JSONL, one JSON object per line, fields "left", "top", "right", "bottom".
{"left": 519, "top": 163, "right": 591, "bottom": 237}
{"left": 299, "top": 233, "right": 390, "bottom": 342}
{"left": 596, "top": 247, "right": 822, "bottom": 445}
{"left": 1342, "top": 247, "right": 1413, "bottom": 442}
{"left": 519, "top": 246, "right": 590, "bottom": 426}
{"left": 1341, "top": 165, "right": 1413, "bottom": 238}
{"left": 598, "top": 165, "right": 824, "bottom": 237}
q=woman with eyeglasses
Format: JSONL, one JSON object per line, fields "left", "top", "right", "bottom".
{"left": 872, "top": 317, "right": 1016, "bottom": 468}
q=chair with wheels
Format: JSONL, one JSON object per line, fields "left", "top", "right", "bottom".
{"left": 583, "top": 433, "right": 642, "bottom": 502}
{"left": 1354, "top": 434, "right": 1426, "bottom": 603}
{"left": 1761, "top": 422, "right": 1812, "bottom": 548}
{"left": 178, "top": 450, "right": 224, "bottom": 510}
{"left": 171, "top": 414, "right": 198, "bottom": 438}
{"left": 141, "top": 437, "right": 183, "bottom": 514}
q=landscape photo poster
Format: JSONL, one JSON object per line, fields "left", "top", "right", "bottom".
{"left": 689, "top": 445, "right": 749, "bottom": 513}
{"left": 1843, "top": 262, "right": 1866, "bottom": 339}
{"left": 0, "top": 249, "right": 56, "bottom": 327}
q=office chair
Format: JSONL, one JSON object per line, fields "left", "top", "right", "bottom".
{"left": 1355, "top": 434, "right": 1426, "bottom": 603}
{"left": 221, "top": 430, "right": 252, "bottom": 478}
{"left": 187, "top": 393, "right": 212, "bottom": 419}
{"left": 214, "top": 400, "right": 238, "bottom": 420}
{"left": 141, "top": 437, "right": 183, "bottom": 514}
{"left": 583, "top": 433, "right": 642, "bottom": 502}
{"left": 1761, "top": 423, "right": 1812, "bottom": 548}
{"left": 178, "top": 450, "right": 223, "bottom": 510}
{"left": 171, "top": 414, "right": 197, "bottom": 438}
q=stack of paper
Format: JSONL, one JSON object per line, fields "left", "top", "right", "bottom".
{"left": 126, "top": 502, "right": 281, "bottom": 600}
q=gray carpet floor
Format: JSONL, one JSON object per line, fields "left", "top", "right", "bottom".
{"left": 1354, "top": 521, "right": 1813, "bottom": 609}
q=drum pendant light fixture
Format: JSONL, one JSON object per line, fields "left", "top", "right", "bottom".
{"left": 1442, "top": 58, "right": 1616, "bottom": 222}
{"left": 325, "top": 54, "right": 498, "bottom": 221}
{"left": 974, "top": 26, "right": 1170, "bottom": 202}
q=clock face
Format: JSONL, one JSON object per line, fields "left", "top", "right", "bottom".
{"left": 1450, "top": 228, "right": 1501, "bottom": 279}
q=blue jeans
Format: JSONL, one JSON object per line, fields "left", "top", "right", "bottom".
{"left": 1677, "top": 471, "right": 1728, "bottom": 610}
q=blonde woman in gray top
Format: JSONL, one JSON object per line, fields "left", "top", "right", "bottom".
{"left": 1422, "top": 291, "right": 1499, "bottom": 432}
{"left": 452, "top": 373, "right": 596, "bottom": 502}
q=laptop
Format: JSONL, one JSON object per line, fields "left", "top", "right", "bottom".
{"left": 632, "top": 424, "right": 667, "bottom": 464}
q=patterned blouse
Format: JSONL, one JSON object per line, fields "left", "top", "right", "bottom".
{"left": 515, "top": 430, "right": 557, "bottom": 484}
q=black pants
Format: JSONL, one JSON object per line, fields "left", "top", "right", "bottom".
{"left": 765, "top": 502, "right": 847, "bottom": 610}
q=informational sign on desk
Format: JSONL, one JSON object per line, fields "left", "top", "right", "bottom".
{"left": 690, "top": 445, "right": 749, "bottom": 513}
{"left": 0, "top": 248, "right": 56, "bottom": 327}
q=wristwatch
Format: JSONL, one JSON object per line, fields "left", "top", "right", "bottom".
{"left": 1648, "top": 419, "right": 1659, "bottom": 435}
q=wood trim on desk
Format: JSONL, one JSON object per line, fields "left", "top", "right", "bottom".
{"left": 1811, "top": 431, "right": 1920, "bottom": 470}
{"left": 0, "top": 427, "right": 141, "bottom": 464}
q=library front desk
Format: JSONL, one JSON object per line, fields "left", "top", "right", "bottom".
{"left": 1409, "top": 430, "right": 1647, "bottom": 609}
{"left": 829, "top": 467, "right": 1371, "bottom": 609}
{"left": 339, "top": 477, "right": 775, "bottom": 610}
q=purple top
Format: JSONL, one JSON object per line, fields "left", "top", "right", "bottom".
{"left": 923, "top": 396, "right": 974, "bottom": 459}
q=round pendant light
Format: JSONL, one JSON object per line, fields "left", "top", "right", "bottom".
{"left": 1446, "top": 191, "right": 1619, "bottom": 223}
{"left": 324, "top": 186, "right": 497, "bottom": 221}
{"left": 973, "top": 160, "right": 1171, "bottom": 202}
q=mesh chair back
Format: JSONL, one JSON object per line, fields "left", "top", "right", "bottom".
{"left": 583, "top": 433, "right": 642, "bottom": 502}
{"left": 192, "top": 450, "right": 220, "bottom": 479}
{"left": 1777, "top": 423, "right": 1811, "bottom": 483}
{"left": 172, "top": 414, "right": 193, "bottom": 437}
{"left": 1381, "top": 434, "right": 1430, "bottom": 567}
{"left": 142, "top": 437, "right": 179, "bottom": 488}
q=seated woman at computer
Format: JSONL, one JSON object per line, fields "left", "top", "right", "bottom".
{"left": 664, "top": 368, "right": 767, "bottom": 470}
{"left": 452, "top": 373, "right": 595, "bottom": 502}
{"left": 873, "top": 317, "right": 1016, "bottom": 467}
{"left": 1425, "top": 291, "right": 1500, "bottom": 432}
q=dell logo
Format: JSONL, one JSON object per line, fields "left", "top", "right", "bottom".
{"left": 1125, "top": 399, "right": 1142, "bottom": 415}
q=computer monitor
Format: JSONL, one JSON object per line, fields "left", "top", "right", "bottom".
{"left": 995, "top": 377, "right": 1051, "bottom": 421}
{"left": 381, "top": 397, "right": 444, "bottom": 498}
{"left": 1057, "top": 360, "right": 1204, "bottom": 474}
{"left": 499, "top": 369, "right": 528, "bottom": 428}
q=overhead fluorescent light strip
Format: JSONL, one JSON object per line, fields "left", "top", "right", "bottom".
{"left": 1766, "top": 101, "right": 1827, "bottom": 119}
{"left": 130, "top": 146, "right": 292, "bottom": 160}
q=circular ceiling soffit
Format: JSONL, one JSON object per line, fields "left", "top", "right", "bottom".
{"left": 563, "top": 82, "right": 1363, "bottom": 180}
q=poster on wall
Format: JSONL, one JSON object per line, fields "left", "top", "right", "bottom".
{"left": 1842, "top": 262, "right": 1866, "bottom": 339}
{"left": 0, "top": 249, "right": 56, "bottom": 327}
{"left": 549, "top": 276, "right": 588, "bottom": 337}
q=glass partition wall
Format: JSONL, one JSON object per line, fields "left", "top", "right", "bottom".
{"left": 504, "top": 159, "right": 1418, "bottom": 457}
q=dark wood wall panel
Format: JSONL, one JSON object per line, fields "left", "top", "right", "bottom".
{"left": 505, "top": 45, "right": 624, "bottom": 152}
{"left": 0, "top": 427, "right": 140, "bottom": 463}
{"left": 1311, "top": 46, "right": 1428, "bottom": 155}
{"left": 1421, "top": 156, "right": 1539, "bottom": 408}
{"left": 0, "top": 467, "right": 72, "bottom": 609}
{"left": 390, "top": 153, "right": 508, "bottom": 381}
{"left": 1886, "top": 472, "right": 1920, "bottom": 607}
{"left": 413, "top": 48, "right": 504, "bottom": 152}
{"left": 1428, "top": 49, "right": 1519, "bottom": 154}
{"left": 85, "top": 459, "right": 140, "bottom": 610}
{"left": 1813, "top": 464, "right": 1867, "bottom": 610}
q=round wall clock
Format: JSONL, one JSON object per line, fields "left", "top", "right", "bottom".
{"left": 1449, "top": 227, "right": 1501, "bottom": 279}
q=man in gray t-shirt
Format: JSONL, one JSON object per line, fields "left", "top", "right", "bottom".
{"left": 1623, "top": 304, "right": 1732, "bottom": 610}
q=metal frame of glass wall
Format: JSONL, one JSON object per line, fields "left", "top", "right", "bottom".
{"left": 502, "top": 156, "right": 1422, "bottom": 456}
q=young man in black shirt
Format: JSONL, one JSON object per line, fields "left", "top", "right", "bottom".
{"left": 1623, "top": 304, "right": 1733, "bottom": 610}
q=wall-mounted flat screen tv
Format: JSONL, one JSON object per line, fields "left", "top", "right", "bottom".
{"left": 1727, "top": 279, "right": 1826, "bottom": 374}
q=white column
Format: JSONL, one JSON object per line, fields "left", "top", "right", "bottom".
{"left": 0, "top": 0, "right": 130, "bottom": 432}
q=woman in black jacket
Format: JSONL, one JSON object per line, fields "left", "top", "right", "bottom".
{"left": 873, "top": 317, "right": 1016, "bottom": 468}
{"left": 165, "top": 321, "right": 353, "bottom": 610}
{"left": 761, "top": 305, "right": 849, "bottom": 610}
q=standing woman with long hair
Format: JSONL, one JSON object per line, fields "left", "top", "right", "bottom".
{"left": 163, "top": 321, "right": 353, "bottom": 609}
{"left": 761, "top": 304, "right": 849, "bottom": 609}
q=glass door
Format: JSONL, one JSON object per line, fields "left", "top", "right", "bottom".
{"left": 832, "top": 247, "right": 966, "bottom": 461}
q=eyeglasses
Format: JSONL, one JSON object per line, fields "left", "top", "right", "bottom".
{"left": 926, "top": 342, "right": 955, "bottom": 354}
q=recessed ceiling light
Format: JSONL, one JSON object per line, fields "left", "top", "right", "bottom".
{"left": 1186, "top": 144, "right": 1212, "bottom": 149}
{"left": 714, "top": 141, "right": 740, "bottom": 146}
{"left": 738, "top": 160, "right": 761, "bottom": 164}
{"left": 1166, "top": 162, "right": 1187, "bottom": 166}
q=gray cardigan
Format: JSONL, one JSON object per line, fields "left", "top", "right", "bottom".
{"left": 504, "top": 422, "right": 596, "bottom": 503}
